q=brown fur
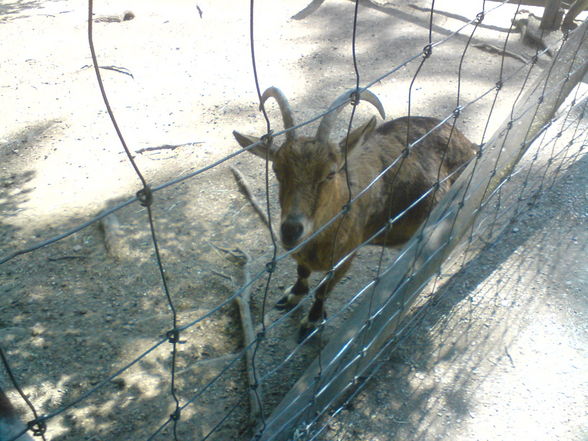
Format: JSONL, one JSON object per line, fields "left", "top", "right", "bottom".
{"left": 234, "top": 108, "right": 476, "bottom": 341}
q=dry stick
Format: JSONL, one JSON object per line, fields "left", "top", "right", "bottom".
{"left": 98, "top": 65, "right": 134, "bottom": 78}
{"left": 233, "top": 248, "right": 262, "bottom": 426}
{"left": 210, "top": 243, "right": 262, "bottom": 425}
{"left": 47, "top": 255, "right": 87, "bottom": 261}
{"left": 134, "top": 142, "right": 203, "bottom": 155}
{"left": 472, "top": 43, "right": 528, "bottom": 63}
{"left": 230, "top": 166, "right": 271, "bottom": 229}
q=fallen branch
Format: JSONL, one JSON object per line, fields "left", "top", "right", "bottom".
{"left": 211, "top": 243, "right": 262, "bottom": 425}
{"left": 472, "top": 43, "right": 528, "bottom": 64}
{"left": 134, "top": 142, "right": 203, "bottom": 155}
{"left": 100, "top": 65, "right": 134, "bottom": 78}
{"left": 81, "top": 64, "right": 134, "bottom": 78}
{"left": 48, "top": 255, "right": 87, "bottom": 262}
{"left": 230, "top": 166, "right": 272, "bottom": 232}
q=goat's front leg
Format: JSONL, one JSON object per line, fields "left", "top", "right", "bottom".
{"left": 298, "top": 258, "right": 353, "bottom": 342}
{"left": 275, "top": 264, "right": 311, "bottom": 310}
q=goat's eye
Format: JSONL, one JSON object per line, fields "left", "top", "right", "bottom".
{"left": 320, "top": 170, "right": 337, "bottom": 184}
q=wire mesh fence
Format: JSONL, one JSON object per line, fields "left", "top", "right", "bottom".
{"left": 1, "top": 1, "right": 586, "bottom": 441}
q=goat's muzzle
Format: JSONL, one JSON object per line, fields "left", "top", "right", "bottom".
{"left": 280, "top": 215, "right": 306, "bottom": 249}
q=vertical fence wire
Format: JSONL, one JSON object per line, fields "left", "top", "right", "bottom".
{"left": 86, "top": 1, "right": 183, "bottom": 438}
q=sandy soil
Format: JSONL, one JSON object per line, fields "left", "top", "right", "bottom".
{"left": 0, "top": 1, "right": 586, "bottom": 440}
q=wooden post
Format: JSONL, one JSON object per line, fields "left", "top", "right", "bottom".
{"left": 541, "top": 0, "right": 563, "bottom": 30}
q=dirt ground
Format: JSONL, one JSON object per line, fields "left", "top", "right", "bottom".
{"left": 0, "top": 1, "right": 586, "bottom": 440}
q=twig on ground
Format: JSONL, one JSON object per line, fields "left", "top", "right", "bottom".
{"left": 505, "top": 346, "right": 515, "bottom": 367}
{"left": 230, "top": 166, "right": 273, "bottom": 232}
{"left": 211, "top": 270, "right": 233, "bottom": 281}
{"left": 98, "top": 65, "right": 134, "bottom": 78}
{"left": 81, "top": 64, "right": 134, "bottom": 78}
{"left": 472, "top": 43, "right": 528, "bottom": 63}
{"left": 134, "top": 142, "right": 203, "bottom": 155}
{"left": 48, "top": 255, "right": 87, "bottom": 261}
{"left": 212, "top": 244, "right": 262, "bottom": 425}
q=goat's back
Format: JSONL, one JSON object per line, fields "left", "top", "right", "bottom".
{"left": 374, "top": 116, "right": 477, "bottom": 180}
{"left": 351, "top": 116, "right": 476, "bottom": 246}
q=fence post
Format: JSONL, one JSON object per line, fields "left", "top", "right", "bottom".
{"left": 541, "top": 0, "right": 563, "bottom": 30}
{"left": 254, "top": 19, "right": 588, "bottom": 441}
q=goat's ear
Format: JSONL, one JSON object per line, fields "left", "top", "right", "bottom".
{"left": 233, "top": 130, "right": 274, "bottom": 161}
{"left": 339, "top": 116, "right": 377, "bottom": 154}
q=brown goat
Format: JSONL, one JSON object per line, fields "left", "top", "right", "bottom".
{"left": 233, "top": 87, "right": 476, "bottom": 341}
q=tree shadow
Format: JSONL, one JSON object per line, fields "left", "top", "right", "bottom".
{"left": 0, "top": 121, "right": 60, "bottom": 249}
{"left": 0, "top": 1, "right": 52, "bottom": 22}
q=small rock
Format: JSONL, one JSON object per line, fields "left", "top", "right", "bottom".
{"left": 112, "top": 378, "right": 126, "bottom": 390}
{"left": 31, "top": 323, "right": 45, "bottom": 336}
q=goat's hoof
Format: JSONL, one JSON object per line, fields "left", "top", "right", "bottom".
{"left": 297, "top": 321, "right": 316, "bottom": 343}
{"left": 297, "top": 313, "right": 326, "bottom": 343}
{"left": 275, "top": 295, "right": 291, "bottom": 310}
{"left": 275, "top": 286, "right": 305, "bottom": 311}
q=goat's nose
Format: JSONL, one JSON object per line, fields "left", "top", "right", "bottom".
{"left": 281, "top": 216, "right": 304, "bottom": 248}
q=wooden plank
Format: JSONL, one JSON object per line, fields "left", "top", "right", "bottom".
{"left": 253, "top": 20, "right": 588, "bottom": 441}
{"left": 541, "top": 0, "right": 563, "bottom": 30}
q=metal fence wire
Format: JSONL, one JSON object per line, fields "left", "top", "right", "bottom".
{"left": 0, "top": 1, "right": 586, "bottom": 441}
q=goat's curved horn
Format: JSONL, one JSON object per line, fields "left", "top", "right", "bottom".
{"left": 260, "top": 87, "right": 296, "bottom": 144}
{"left": 316, "top": 89, "right": 386, "bottom": 144}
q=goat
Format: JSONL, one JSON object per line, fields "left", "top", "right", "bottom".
{"left": 233, "top": 87, "right": 476, "bottom": 341}
{"left": 0, "top": 387, "right": 34, "bottom": 441}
